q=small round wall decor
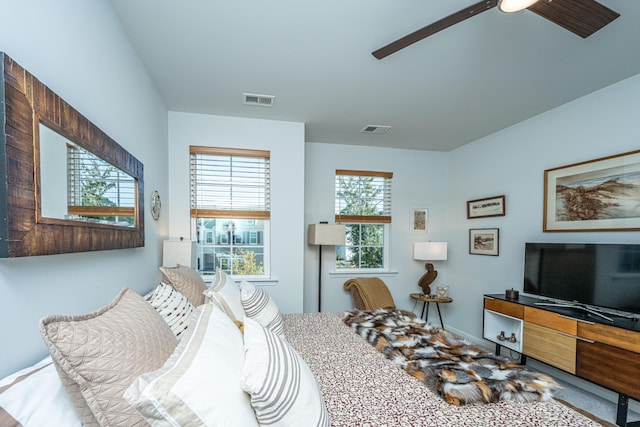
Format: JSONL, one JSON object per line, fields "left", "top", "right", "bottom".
{"left": 151, "top": 190, "right": 161, "bottom": 220}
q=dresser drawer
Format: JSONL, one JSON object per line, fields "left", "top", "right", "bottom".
{"left": 484, "top": 297, "right": 523, "bottom": 319}
{"left": 577, "top": 340, "right": 640, "bottom": 401}
{"left": 523, "top": 322, "right": 576, "bottom": 374}
{"left": 524, "top": 306, "right": 577, "bottom": 335}
{"left": 578, "top": 321, "right": 640, "bottom": 353}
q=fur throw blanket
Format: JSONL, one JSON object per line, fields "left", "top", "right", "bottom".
{"left": 343, "top": 309, "right": 559, "bottom": 406}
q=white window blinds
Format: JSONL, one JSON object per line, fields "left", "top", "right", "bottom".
{"left": 190, "top": 146, "right": 271, "bottom": 219}
{"left": 67, "top": 144, "right": 136, "bottom": 218}
{"left": 335, "top": 169, "right": 392, "bottom": 223}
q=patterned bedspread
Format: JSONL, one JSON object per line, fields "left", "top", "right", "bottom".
{"left": 343, "top": 309, "right": 558, "bottom": 405}
{"left": 282, "top": 311, "right": 601, "bottom": 427}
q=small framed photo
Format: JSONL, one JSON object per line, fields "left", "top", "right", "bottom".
{"left": 467, "top": 195, "right": 506, "bottom": 219}
{"left": 410, "top": 207, "right": 428, "bottom": 232}
{"left": 469, "top": 228, "right": 499, "bottom": 256}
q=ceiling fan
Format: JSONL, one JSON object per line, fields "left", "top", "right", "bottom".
{"left": 372, "top": 0, "right": 620, "bottom": 59}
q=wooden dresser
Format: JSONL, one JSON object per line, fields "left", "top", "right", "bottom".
{"left": 483, "top": 294, "right": 640, "bottom": 426}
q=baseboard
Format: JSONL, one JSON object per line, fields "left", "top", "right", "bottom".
{"left": 445, "top": 325, "right": 640, "bottom": 416}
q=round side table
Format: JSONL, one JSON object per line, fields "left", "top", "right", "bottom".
{"left": 410, "top": 293, "right": 453, "bottom": 329}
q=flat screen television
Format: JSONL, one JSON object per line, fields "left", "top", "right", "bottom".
{"left": 523, "top": 242, "right": 640, "bottom": 316}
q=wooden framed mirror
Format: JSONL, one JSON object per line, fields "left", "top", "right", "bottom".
{"left": 0, "top": 52, "right": 144, "bottom": 257}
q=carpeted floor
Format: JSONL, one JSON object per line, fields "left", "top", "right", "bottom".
{"left": 554, "top": 377, "right": 640, "bottom": 426}
{"left": 557, "top": 399, "right": 616, "bottom": 427}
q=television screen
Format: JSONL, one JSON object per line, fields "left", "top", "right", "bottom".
{"left": 523, "top": 243, "right": 640, "bottom": 314}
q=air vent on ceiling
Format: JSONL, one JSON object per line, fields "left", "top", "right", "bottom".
{"left": 243, "top": 93, "right": 275, "bottom": 107}
{"left": 361, "top": 125, "right": 391, "bottom": 134}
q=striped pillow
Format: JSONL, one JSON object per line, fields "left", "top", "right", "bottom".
{"left": 146, "top": 283, "right": 195, "bottom": 338}
{"left": 239, "top": 281, "right": 284, "bottom": 336}
{"left": 125, "top": 304, "right": 259, "bottom": 427}
{"left": 241, "top": 317, "right": 330, "bottom": 427}
{"left": 204, "top": 268, "right": 245, "bottom": 321}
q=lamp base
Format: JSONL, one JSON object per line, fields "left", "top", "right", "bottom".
{"left": 418, "top": 262, "right": 437, "bottom": 296}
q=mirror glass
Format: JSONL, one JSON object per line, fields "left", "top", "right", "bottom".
{"left": 39, "top": 123, "right": 137, "bottom": 227}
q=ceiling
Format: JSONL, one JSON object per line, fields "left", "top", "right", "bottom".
{"left": 109, "top": 0, "right": 640, "bottom": 152}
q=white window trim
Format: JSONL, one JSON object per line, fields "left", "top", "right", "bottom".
{"left": 335, "top": 222, "right": 391, "bottom": 271}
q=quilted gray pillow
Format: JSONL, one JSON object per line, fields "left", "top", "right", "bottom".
{"left": 40, "top": 288, "right": 177, "bottom": 427}
{"left": 159, "top": 264, "right": 206, "bottom": 306}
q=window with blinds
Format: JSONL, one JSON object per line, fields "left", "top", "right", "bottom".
{"left": 189, "top": 146, "right": 270, "bottom": 276}
{"left": 334, "top": 170, "right": 392, "bottom": 269}
{"left": 66, "top": 144, "right": 136, "bottom": 226}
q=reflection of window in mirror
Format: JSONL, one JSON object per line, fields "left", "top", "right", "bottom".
{"left": 39, "top": 123, "right": 137, "bottom": 227}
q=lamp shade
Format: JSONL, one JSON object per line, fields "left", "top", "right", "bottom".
{"left": 498, "top": 0, "right": 538, "bottom": 13}
{"left": 163, "top": 239, "right": 197, "bottom": 268}
{"left": 308, "top": 224, "right": 346, "bottom": 246}
{"left": 413, "top": 242, "right": 447, "bottom": 261}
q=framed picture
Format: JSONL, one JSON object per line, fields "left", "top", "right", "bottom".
{"left": 469, "top": 228, "right": 499, "bottom": 256}
{"left": 467, "top": 195, "right": 505, "bottom": 219}
{"left": 544, "top": 150, "right": 640, "bottom": 232}
{"left": 410, "top": 207, "right": 428, "bottom": 232}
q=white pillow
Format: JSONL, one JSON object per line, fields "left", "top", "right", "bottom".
{"left": 241, "top": 317, "right": 330, "bottom": 427}
{"left": 147, "top": 283, "right": 195, "bottom": 338}
{"left": 204, "top": 268, "right": 245, "bottom": 321}
{"left": 240, "top": 281, "right": 284, "bottom": 336}
{"left": 209, "top": 266, "right": 225, "bottom": 291}
{"left": 0, "top": 357, "right": 82, "bottom": 427}
{"left": 125, "top": 303, "right": 259, "bottom": 427}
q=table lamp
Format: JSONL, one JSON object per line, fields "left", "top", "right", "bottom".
{"left": 413, "top": 242, "right": 447, "bottom": 295}
{"left": 163, "top": 238, "right": 197, "bottom": 268}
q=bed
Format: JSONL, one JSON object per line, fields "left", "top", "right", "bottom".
{"left": 285, "top": 311, "right": 601, "bottom": 426}
{"left": 0, "top": 266, "right": 604, "bottom": 427}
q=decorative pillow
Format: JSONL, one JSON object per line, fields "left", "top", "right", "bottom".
{"left": 159, "top": 264, "right": 206, "bottom": 306}
{"left": 209, "top": 266, "right": 225, "bottom": 291}
{"left": 0, "top": 357, "right": 82, "bottom": 427}
{"left": 146, "top": 282, "right": 195, "bottom": 338}
{"left": 241, "top": 317, "right": 330, "bottom": 427}
{"left": 39, "top": 287, "right": 177, "bottom": 427}
{"left": 204, "top": 268, "right": 245, "bottom": 321}
{"left": 125, "top": 303, "right": 259, "bottom": 427}
{"left": 239, "top": 281, "right": 284, "bottom": 336}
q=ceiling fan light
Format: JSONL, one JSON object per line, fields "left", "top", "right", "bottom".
{"left": 498, "top": 0, "right": 539, "bottom": 13}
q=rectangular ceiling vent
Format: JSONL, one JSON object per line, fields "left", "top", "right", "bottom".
{"left": 361, "top": 125, "right": 391, "bottom": 134}
{"left": 243, "top": 93, "right": 275, "bottom": 107}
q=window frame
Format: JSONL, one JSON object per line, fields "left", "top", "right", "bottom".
{"left": 334, "top": 169, "right": 393, "bottom": 271}
{"left": 189, "top": 146, "right": 270, "bottom": 278}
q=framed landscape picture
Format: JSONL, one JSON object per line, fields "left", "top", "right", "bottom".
{"left": 467, "top": 195, "right": 505, "bottom": 219}
{"left": 544, "top": 150, "right": 640, "bottom": 232}
{"left": 469, "top": 228, "right": 499, "bottom": 256}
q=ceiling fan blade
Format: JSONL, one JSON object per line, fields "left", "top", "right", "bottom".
{"left": 527, "top": 0, "right": 619, "bottom": 38}
{"left": 372, "top": 0, "right": 498, "bottom": 60}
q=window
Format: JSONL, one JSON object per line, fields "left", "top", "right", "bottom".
{"left": 66, "top": 143, "right": 136, "bottom": 226}
{"left": 334, "top": 169, "right": 392, "bottom": 269}
{"left": 190, "top": 146, "right": 270, "bottom": 276}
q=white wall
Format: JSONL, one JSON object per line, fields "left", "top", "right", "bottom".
{"left": 167, "top": 112, "right": 305, "bottom": 314}
{"left": 446, "top": 73, "right": 640, "bottom": 341}
{"left": 304, "top": 142, "right": 450, "bottom": 313}
{"left": 0, "top": 1, "right": 169, "bottom": 378}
